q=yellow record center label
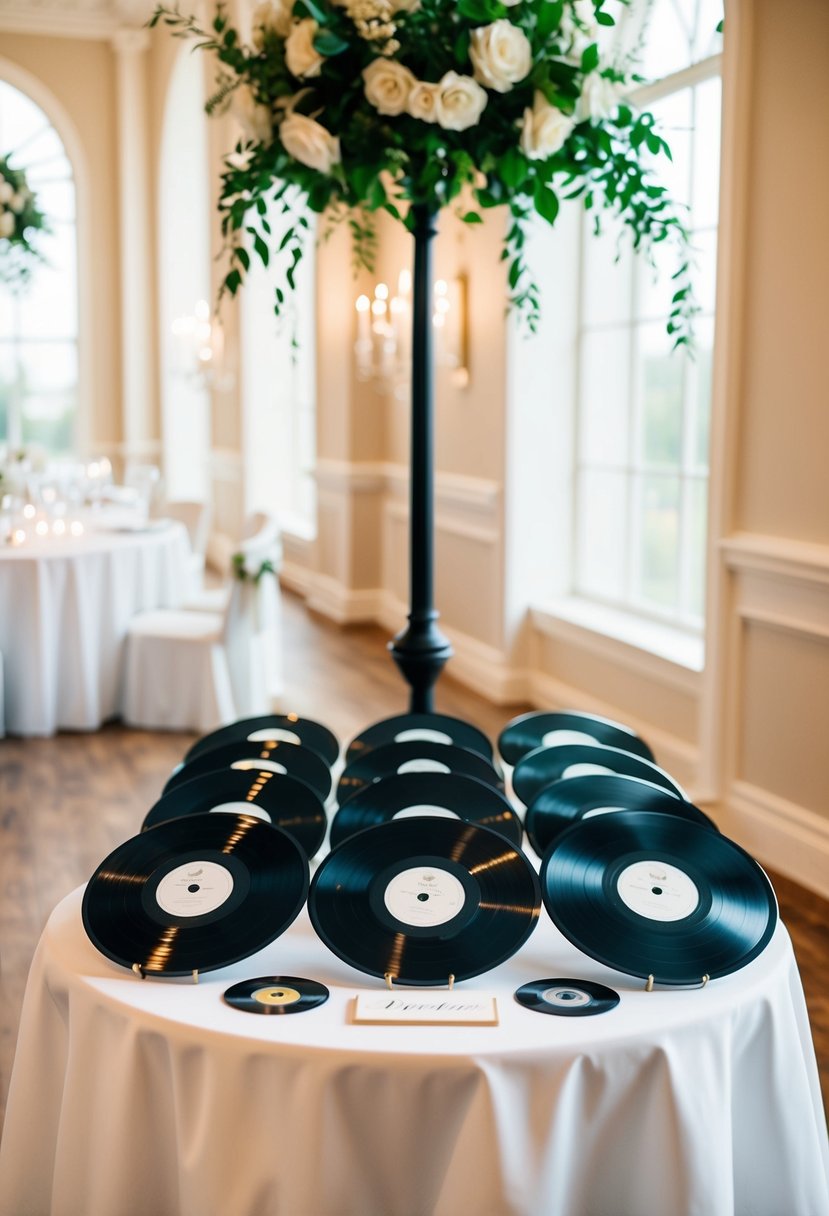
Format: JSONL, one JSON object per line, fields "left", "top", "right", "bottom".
{"left": 252, "top": 985, "right": 302, "bottom": 1006}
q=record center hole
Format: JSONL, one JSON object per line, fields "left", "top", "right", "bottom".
{"left": 559, "top": 992, "right": 577, "bottom": 1001}
{"left": 652, "top": 886, "right": 663, "bottom": 895}
{"left": 417, "top": 893, "right": 429, "bottom": 902}
{"left": 188, "top": 884, "right": 200, "bottom": 893}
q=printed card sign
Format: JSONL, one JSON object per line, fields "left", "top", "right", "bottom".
{"left": 352, "top": 991, "right": 498, "bottom": 1026}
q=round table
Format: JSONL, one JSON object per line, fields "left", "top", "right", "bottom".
{"left": 0, "top": 513, "right": 190, "bottom": 735}
{"left": 1, "top": 886, "right": 827, "bottom": 1216}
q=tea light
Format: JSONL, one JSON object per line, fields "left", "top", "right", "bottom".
{"left": 35, "top": 519, "right": 49, "bottom": 537}
{"left": 70, "top": 520, "right": 84, "bottom": 537}
{"left": 52, "top": 518, "right": 67, "bottom": 536}
{"left": 22, "top": 503, "right": 36, "bottom": 520}
{"left": 11, "top": 528, "right": 26, "bottom": 546}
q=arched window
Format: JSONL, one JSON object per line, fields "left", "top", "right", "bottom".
{"left": 572, "top": 3, "right": 722, "bottom": 632}
{"left": 0, "top": 79, "right": 78, "bottom": 454}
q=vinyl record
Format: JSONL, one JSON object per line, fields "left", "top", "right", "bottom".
{"left": 161, "top": 739, "right": 332, "bottom": 802}
{"left": 142, "top": 769, "right": 327, "bottom": 859}
{"left": 330, "top": 772, "right": 522, "bottom": 849}
{"left": 498, "top": 711, "right": 655, "bottom": 767}
{"left": 513, "top": 742, "right": 685, "bottom": 807}
{"left": 514, "top": 977, "right": 620, "bottom": 1017}
{"left": 223, "top": 975, "right": 329, "bottom": 1015}
{"left": 541, "top": 811, "right": 777, "bottom": 985}
{"left": 308, "top": 818, "right": 541, "bottom": 986}
{"left": 337, "top": 740, "right": 504, "bottom": 806}
{"left": 82, "top": 813, "right": 309, "bottom": 977}
{"left": 345, "top": 713, "right": 494, "bottom": 767}
{"left": 184, "top": 715, "right": 340, "bottom": 768}
{"left": 524, "top": 774, "right": 716, "bottom": 858}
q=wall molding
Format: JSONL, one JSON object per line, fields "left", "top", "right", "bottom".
{"left": 0, "top": 4, "right": 147, "bottom": 39}
{"left": 314, "top": 458, "right": 386, "bottom": 495}
{"left": 721, "top": 532, "right": 829, "bottom": 587}
{"left": 304, "top": 573, "right": 385, "bottom": 625}
{"left": 721, "top": 532, "right": 829, "bottom": 642}
{"left": 719, "top": 780, "right": 829, "bottom": 902}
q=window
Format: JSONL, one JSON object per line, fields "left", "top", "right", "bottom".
{"left": 0, "top": 80, "right": 78, "bottom": 454}
{"left": 573, "top": 2, "right": 722, "bottom": 633}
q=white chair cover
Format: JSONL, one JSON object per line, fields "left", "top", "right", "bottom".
{"left": 0, "top": 649, "right": 4, "bottom": 738}
{"left": 159, "top": 500, "right": 212, "bottom": 595}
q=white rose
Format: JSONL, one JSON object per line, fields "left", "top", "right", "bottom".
{"left": 0, "top": 212, "right": 14, "bottom": 238}
{"left": 576, "top": 72, "right": 620, "bottom": 121}
{"left": 561, "top": 0, "right": 598, "bottom": 61}
{"left": 279, "top": 112, "right": 341, "bottom": 173}
{"left": 363, "top": 59, "right": 417, "bottom": 116}
{"left": 285, "top": 18, "right": 324, "bottom": 79}
{"left": 469, "top": 20, "right": 532, "bottom": 94}
{"left": 406, "top": 80, "right": 441, "bottom": 123}
{"left": 435, "top": 71, "right": 488, "bottom": 132}
{"left": 232, "top": 84, "right": 274, "bottom": 145}
{"left": 251, "top": 0, "right": 294, "bottom": 46}
{"left": 520, "top": 91, "right": 574, "bottom": 159}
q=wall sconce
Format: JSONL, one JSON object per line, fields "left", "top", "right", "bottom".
{"left": 170, "top": 299, "right": 228, "bottom": 387}
{"left": 355, "top": 271, "right": 469, "bottom": 395}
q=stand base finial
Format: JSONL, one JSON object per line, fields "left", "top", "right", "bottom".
{"left": 389, "top": 611, "right": 453, "bottom": 713}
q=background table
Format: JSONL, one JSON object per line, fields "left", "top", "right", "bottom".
{"left": 0, "top": 514, "right": 190, "bottom": 735}
{"left": 1, "top": 886, "right": 827, "bottom": 1216}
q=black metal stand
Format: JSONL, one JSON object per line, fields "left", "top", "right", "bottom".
{"left": 389, "top": 204, "right": 453, "bottom": 712}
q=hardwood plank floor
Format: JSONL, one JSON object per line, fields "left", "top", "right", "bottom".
{"left": 1, "top": 591, "right": 826, "bottom": 1131}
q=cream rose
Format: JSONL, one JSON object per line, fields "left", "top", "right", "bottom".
{"left": 232, "top": 84, "right": 274, "bottom": 145}
{"left": 363, "top": 59, "right": 417, "bottom": 116}
{"left": 469, "top": 20, "right": 532, "bottom": 94}
{"left": 279, "top": 112, "right": 341, "bottom": 173}
{"left": 285, "top": 18, "right": 324, "bottom": 78}
{"left": 251, "top": 0, "right": 294, "bottom": 46}
{"left": 435, "top": 71, "right": 488, "bottom": 131}
{"left": 520, "top": 91, "right": 574, "bottom": 159}
{"left": 0, "top": 212, "right": 14, "bottom": 239}
{"left": 392, "top": 0, "right": 421, "bottom": 10}
{"left": 406, "top": 80, "right": 441, "bottom": 123}
{"left": 0, "top": 181, "right": 12, "bottom": 204}
{"left": 576, "top": 72, "right": 620, "bottom": 121}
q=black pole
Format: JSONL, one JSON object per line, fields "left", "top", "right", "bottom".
{"left": 389, "top": 204, "right": 453, "bottom": 711}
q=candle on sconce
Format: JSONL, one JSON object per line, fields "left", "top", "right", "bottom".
{"left": 11, "top": 528, "right": 26, "bottom": 547}
{"left": 35, "top": 519, "right": 49, "bottom": 538}
{"left": 52, "top": 518, "right": 67, "bottom": 537}
{"left": 22, "top": 503, "right": 36, "bottom": 521}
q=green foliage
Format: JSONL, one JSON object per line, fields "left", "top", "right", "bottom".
{"left": 149, "top": 0, "right": 696, "bottom": 346}
{"left": 0, "top": 155, "right": 49, "bottom": 287}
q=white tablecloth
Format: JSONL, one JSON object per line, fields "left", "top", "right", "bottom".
{"left": 1, "top": 887, "right": 827, "bottom": 1216}
{"left": 0, "top": 515, "right": 190, "bottom": 735}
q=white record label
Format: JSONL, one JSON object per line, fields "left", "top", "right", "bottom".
{"left": 542, "top": 986, "right": 591, "bottom": 1008}
{"left": 155, "top": 860, "right": 235, "bottom": 917}
{"left": 541, "top": 729, "right": 597, "bottom": 749}
{"left": 384, "top": 866, "right": 466, "bottom": 927}
{"left": 394, "top": 728, "right": 454, "bottom": 745}
{"left": 231, "top": 759, "right": 288, "bottom": 775}
{"left": 392, "top": 805, "right": 461, "bottom": 821}
{"left": 582, "top": 805, "right": 625, "bottom": 819}
{"left": 561, "top": 762, "right": 615, "bottom": 779}
{"left": 208, "top": 800, "right": 271, "bottom": 823}
{"left": 616, "top": 860, "right": 699, "bottom": 922}
{"left": 396, "top": 758, "right": 451, "bottom": 775}
{"left": 247, "top": 728, "right": 301, "bottom": 745}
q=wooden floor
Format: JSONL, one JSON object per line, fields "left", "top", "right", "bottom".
{"left": 1, "top": 591, "right": 827, "bottom": 1129}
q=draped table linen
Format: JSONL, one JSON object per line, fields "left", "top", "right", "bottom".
{"left": 1, "top": 886, "right": 827, "bottom": 1216}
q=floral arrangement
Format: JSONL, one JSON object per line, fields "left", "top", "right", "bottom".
{"left": 0, "top": 156, "right": 47, "bottom": 286}
{"left": 150, "top": 0, "right": 694, "bottom": 341}
{"left": 232, "top": 550, "right": 278, "bottom": 582}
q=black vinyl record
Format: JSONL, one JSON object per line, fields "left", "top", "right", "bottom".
{"left": 142, "top": 769, "right": 327, "bottom": 859}
{"left": 346, "top": 713, "right": 494, "bottom": 766}
{"left": 515, "top": 978, "right": 620, "bottom": 1017}
{"left": 513, "top": 742, "right": 685, "bottom": 807}
{"left": 162, "top": 739, "right": 332, "bottom": 802}
{"left": 184, "top": 715, "right": 340, "bottom": 768}
{"left": 498, "top": 711, "right": 655, "bottom": 767}
{"left": 82, "top": 813, "right": 309, "bottom": 977}
{"left": 223, "top": 975, "right": 329, "bottom": 1015}
{"left": 524, "top": 774, "right": 716, "bottom": 858}
{"left": 308, "top": 818, "right": 541, "bottom": 986}
{"left": 337, "top": 740, "right": 504, "bottom": 806}
{"left": 541, "top": 811, "right": 777, "bottom": 985}
{"left": 330, "top": 772, "right": 522, "bottom": 849}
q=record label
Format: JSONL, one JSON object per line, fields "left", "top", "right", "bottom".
{"left": 514, "top": 978, "right": 621, "bottom": 1016}
{"left": 616, "top": 860, "right": 700, "bottom": 921}
{"left": 397, "top": 758, "right": 451, "bottom": 775}
{"left": 541, "top": 729, "right": 598, "bottom": 749}
{"left": 253, "top": 985, "right": 302, "bottom": 1006}
{"left": 248, "top": 728, "right": 301, "bottom": 745}
{"left": 209, "top": 801, "right": 271, "bottom": 823}
{"left": 383, "top": 866, "right": 467, "bottom": 928}
{"left": 155, "top": 860, "right": 235, "bottom": 918}
{"left": 232, "top": 759, "right": 288, "bottom": 775}
{"left": 542, "top": 986, "right": 591, "bottom": 1008}
{"left": 394, "top": 728, "right": 454, "bottom": 745}
{"left": 392, "top": 805, "right": 460, "bottom": 821}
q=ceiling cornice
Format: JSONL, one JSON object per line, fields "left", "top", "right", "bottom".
{"left": 0, "top": 0, "right": 155, "bottom": 41}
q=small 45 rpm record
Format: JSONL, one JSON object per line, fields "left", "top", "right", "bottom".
{"left": 541, "top": 810, "right": 778, "bottom": 985}
{"left": 498, "top": 711, "right": 655, "bottom": 767}
{"left": 82, "top": 813, "right": 309, "bottom": 977}
{"left": 223, "top": 975, "right": 329, "bottom": 1016}
{"left": 337, "top": 740, "right": 504, "bottom": 806}
{"left": 161, "top": 739, "right": 332, "bottom": 802}
{"left": 329, "top": 772, "right": 522, "bottom": 849}
{"left": 309, "top": 817, "right": 541, "bottom": 986}
{"left": 515, "top": 978, "right": 620, "bottom": 1017}
{"left": 513, "top": 742, "right": 685, "bottom": 807}
{"left": 184, "top": 715, "right": 340, "bottom": 768}
{"left": 524, "top": 774, "right": 716, "bottom": 858}
{"left": 345, "top": 713, "right": 494, "bottom": 766}
{"left": 142, "top": 769, "right": 327, "bottom": 859}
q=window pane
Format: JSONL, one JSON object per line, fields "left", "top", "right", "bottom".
{"left": 575, "top": 468, "right": 627, "bottom": 602}
{"left": 648, "top": 90, "right": 693, "bottom": 212}
{"left": 638, "top": 3, "right": 693, "bottom": 82}
{"left": 582, "top": 218, "right": 633, "bottom": 327}
{"left": 691, "top": 77, "right": 721, "bottom": 228}
{"left": 691, "top": 227, "right": 718, "bottom": 314}
{"left": 635, "top": 473, "right": 680, "bottom": 611}
{"left": 636, "top": 323, "right": 684, "bottom": 467}
{"left": 692, "top": 316, "right": 714, "bottom": 469}
{"left": 579, "top": 330, "right": 630, "bottom": 468}
{"left": 687, "top": 477, "right": 708, "bottom": 619}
